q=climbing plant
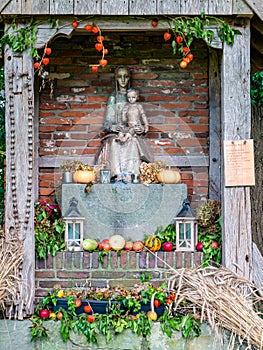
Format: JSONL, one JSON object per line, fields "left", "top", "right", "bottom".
{"left": 251, "top": 71, "right": 263, "bottom": 107}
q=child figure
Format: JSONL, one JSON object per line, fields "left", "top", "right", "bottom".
{"left": 116, "top": 88, "right": 149, "bottom": 143}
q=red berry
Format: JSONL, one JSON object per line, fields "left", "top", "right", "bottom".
{"left": 99, "top": 59, "right": 108, "bottom": 67}
{"left": 97, "top": 35, "right": 104, "bottom": 42}
{"left": 187, "top": 53, "right": 194, "bottom": 61}
{"left": 42, "top": 58, "right": 50, "bottom": 66}
{"left": 87, "top": 315, "right": 95, "bottom": 323}
{"left": 95, "top": 43, "right": 103, "bottom": 52}
{"left": 85, "top": 24, "right": 93, "bottom": 31}
{"left": 151, "top": 19, "right": 158, "bottom": 27}
{"left": 44, "top": 48, "right": 52, "bottom": 55}
{"left": 91, "top": 65, "right": 99, "bottom": 72}
{"left": 154, "top": 299, "right": 161, "bottom": 308}
{"left": 33, "top": 62, "right": 40, "bottom": 69}
{"left": 183, "top": 47, "right": 190, "bottom": 53}
{"left": 175, "top": 36, "right": 183, "bottom": 44}
{"left": 92, "top": 26, "right": 99, "bottom": 34}
{"left": 164, "top": 32, "right": 171, "bottom": 41}
{"left": 72, "top": 21, "right": 78, "bottom": 28}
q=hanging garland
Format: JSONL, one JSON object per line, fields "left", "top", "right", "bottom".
{"left": 0, "top": 14, "right": 240, "bottom": 71}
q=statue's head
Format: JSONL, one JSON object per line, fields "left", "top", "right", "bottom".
{"left": 115, "top": 66, "right": 131, "bottom": 91}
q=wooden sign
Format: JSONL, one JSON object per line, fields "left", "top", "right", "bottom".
{"left": 224, "top": 139, "right": 255, "bottom": 187}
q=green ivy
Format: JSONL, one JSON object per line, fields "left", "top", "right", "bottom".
{"left": 251, "top": 71, "right": 263, "bottom": 107}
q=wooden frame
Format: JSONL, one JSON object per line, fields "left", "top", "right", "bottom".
{"left": 1, "top": 0, "right": 259, "bottom": 317}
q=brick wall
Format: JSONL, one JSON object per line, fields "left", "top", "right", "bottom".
{"left": 35, "top": 251, "right": 203, "bottom": 303}
{"left": 38, "top": 30, "right": 209, "bottom": 207}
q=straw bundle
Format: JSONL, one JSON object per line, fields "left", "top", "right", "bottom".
{"left": 167, "top": 266, "right": 263, "bottom": 349}
{"left": 0, "top": 237, "right": 24, "bottom": 313}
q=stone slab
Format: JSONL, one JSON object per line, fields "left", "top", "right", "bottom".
{"left": 61, "top": 183, "right": 187, "bottom": 241}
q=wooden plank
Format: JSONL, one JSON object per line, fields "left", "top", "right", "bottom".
{"left": 4, "top": 41, "right": 36, "bottom": 318}
{"left": 101, "top": 0, "right": 128, "bottom": 15}
{"left": 208, "top": 48, "right": 221, "bottom": 201}
{"left": 129, "top": 0, "right": 157, "bottom": 15}
{"left": 232, "top": 0, "right": 253, "bottom": 16}
{"left": 74, "top": 0, "right": 101, "bottom": 15}
{"left": 39, "top": 155, "right": 209, "bottom": 168}
{"left": 157, "top": 0, "right": 180, "bottom": 14}
{"left": 180, "top": 0, "right": 209, "bottom": 15}
{"left": 21, "top": 0, "right": 49, "bottom": 14}
{"left": 1, "top": 0, "right": 21, "bottom": 14}
{"left": 209, "top": 0, "right": 233, "bottom": 15}
{"left": 244, "top": 0, "right": 263, "bottom": 21}
{"left": 221, "top": 21, "right": 252, "bottom": 280}
{"left": 50, "top": 0, "right": 73, "bottom": 14}
{"left": 252, "top": 242, "right": 263, "bottom": 296}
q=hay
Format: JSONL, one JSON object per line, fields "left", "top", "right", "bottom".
{"left": 0, "top": 237, "right": 24, "bottom": 314}
{"left": 167, "top": 266, "right": 263, "bottom": 350}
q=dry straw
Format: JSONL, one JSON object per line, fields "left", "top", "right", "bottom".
{"left": 166, "top": 265, "right": 263, "bottom": 350}
{"left": 0, "top": 237, "right": 24, "bottom": 316}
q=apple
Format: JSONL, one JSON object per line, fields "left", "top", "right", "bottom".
{"left": 132, "top": 240, "right": 144, "bottom": 252}
{"left": 98, "top": 239, "right": 109, "bottom": 250}
{"left": 196, "top": 241, "right": 203, "bottom": 252}
{"left": 210, "top": 241, "right": 219, "bottom": 249}
{"left": 103, "top": 242, "right": 112, "bottom": 251}
{"left": 39, "top": 309, "right": 50, "bottom": 319}
{"left": 124, "top": 241, "right": 133, "bottom": 251}
{"left": 162, "top": 242, "right": 173, "bottom": 251}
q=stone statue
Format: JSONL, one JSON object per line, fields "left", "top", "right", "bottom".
{"left": 95, "top": 66, "right": 153, "bottom": 182}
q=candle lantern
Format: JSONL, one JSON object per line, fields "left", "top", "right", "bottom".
{"left": 175, "top": 199, "right": 198, "bottom": 251}
{"left": 100, "top": 168, "right": 111, "bottom": 184}
{"left": 63, "top": 197, "right": 85, "bottom": 251}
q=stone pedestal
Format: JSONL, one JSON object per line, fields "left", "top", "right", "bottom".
{"left": 61, "top": 183, "right": 187, "bottom": 241}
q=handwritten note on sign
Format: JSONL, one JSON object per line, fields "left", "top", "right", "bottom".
{"left": 224, "top": 139, "right": 255, "bottom": 187}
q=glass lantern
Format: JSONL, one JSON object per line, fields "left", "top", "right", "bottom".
{"left": 63, "top": 197, "right": 85, "bottom": 251}
{"left": 175, "top": 199, "right": 198, "bottom": 251}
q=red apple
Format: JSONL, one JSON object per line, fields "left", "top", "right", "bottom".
{"left": 210, "top": 241, "right": 219, "bottom": 249}
{"left": 124, "top": 241, "right": 133, "bottom": 251}
{"left": 163, "top": 242, "right": 173, "bottom": 251}
{"left": 196, "top": 241, "right": 203, "bottom": 252}
{"left": 39, "top": 309, "right": 50, "bottom": 319}
{"left": 133, "top": 240, "right": 144, "bottom": 252}
{"left": 98, "top": 239, "right": 110, "bottom": 250}
{"left": 103, "top": 242, "right": 112, "bottom": 251}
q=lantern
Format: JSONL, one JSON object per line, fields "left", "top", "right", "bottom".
{"left": 100, "top": 168, "right": 111, "bottom": 183}
{"left": 63, "top": 197, "right": 85, "bottom": 251}
{"left": 175, "top": 199, "right": 198, "bottom": 251}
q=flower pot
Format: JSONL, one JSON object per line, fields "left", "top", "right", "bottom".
{"left": 62, "top": 172, "right": 73, "bottom": 183}
{"left": 73, "top": 170, "right": 95, "bottom": 184}
{"left": 53, "top": 298, "right": 125, "bottom": 315}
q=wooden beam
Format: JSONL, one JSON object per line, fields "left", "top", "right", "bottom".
{"left": 244, "top": 0, "right": 263, "bottom": 20}
{"left": 4, "top": 23, "right": 37, "bottom": 318}
{"left": 221, "top": 20, "right": 252, "bottom": 280}
{"left": 208, "top": 48, "right": 221, "bottom": 201}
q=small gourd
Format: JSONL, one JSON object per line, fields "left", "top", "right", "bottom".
{"left": 73, "top": 170, "right": 95, "bottom": 184}
{"left": 144, "top": 235, "right": 161, "bottom": 252}
{"left": 109, "top": 234, "right": 126, "bottom": 251}
{"left": 157, "top": 167, "right": 181, "bottom": 184}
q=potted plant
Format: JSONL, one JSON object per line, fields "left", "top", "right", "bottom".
{"left": 73, "top": 162, "right": 96, "bottom": 184}
{"left": 60, "top": 160, "right": 82, "bottom": 183}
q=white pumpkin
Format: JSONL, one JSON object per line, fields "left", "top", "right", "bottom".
{"left": 109, "top": 235, "right": 126, "bottom": 251}
{"left": 157, "top": 169, "right": 181, "bottom": 184}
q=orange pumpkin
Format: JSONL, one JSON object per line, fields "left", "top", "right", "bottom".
{"left": 73, "top": 170, "right": 95, "bottom": 184}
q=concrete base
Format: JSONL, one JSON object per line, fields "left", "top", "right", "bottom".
{"left": 0, "top": 319, "right": 249, "bottom": 350}
{"left": 61, "top": 183, "right": 187, "bottom": 241}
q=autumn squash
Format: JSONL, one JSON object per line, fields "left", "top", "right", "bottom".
{"left": 144, "top": 235, "right": 161, "bottom": 252}
{"left": 73, "top": 170, "right": 95, "bottom": 184}
{"left": 109, "top": 235, "right": 126, "bottom": 251}
{"left": 157, "top": 168, "right": 181, "bottom": 184}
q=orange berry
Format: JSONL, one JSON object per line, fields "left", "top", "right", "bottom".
{"left": 95, "top": 43, "right": 103, "bottom": 52}
{"left": 87, "top": 315, "right": 95, "bottom": 323}
{"left": 97, "top": 35, "right": 104, "bottom": 42}
{"left": 44, "top": 48, "right": 52, "bottom": 55}
{"left": 99, "top": 59, "right": 108, "bottom": 67}
{"left": 180, "top": 60, "right": 187, "bottom": 69}
{"left": 72, "top": 21, "right": 79, "bottom": 28}
{"left": 91, "top": 65, "right": 99, "bottom": 72}
{"left": 92, "top": 26, "right": 99, "bottom": 34}
{"left": 42, "top": 58, "right": 50, "bottom": 66}
{"left": 33, "top": 62, "right": 40, "bottom": 69}
{"left": 85, "top": 24, "right": 93, "bottom": 31}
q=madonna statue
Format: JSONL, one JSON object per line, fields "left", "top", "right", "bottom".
{"left": 95, "top": 66, "right": 154, "bottom": 182}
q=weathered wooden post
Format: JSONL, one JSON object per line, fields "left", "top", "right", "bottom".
{"left": 4, "top": 23, "right": 37, "bottom": 318}
{"left": 221, "top": 20, "right": 252, "bottom": 280}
